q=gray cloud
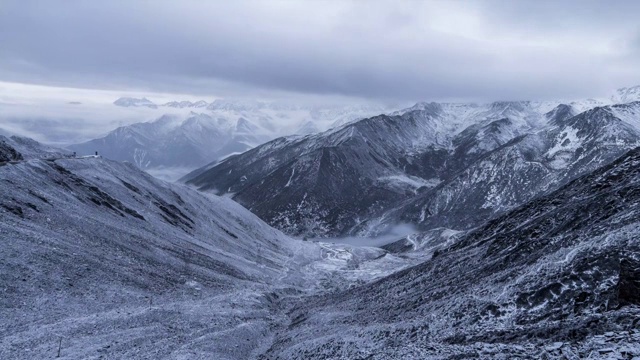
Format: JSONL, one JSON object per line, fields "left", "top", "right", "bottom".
{"left": 1, "top": 0, "right": 639, "bottom": 102}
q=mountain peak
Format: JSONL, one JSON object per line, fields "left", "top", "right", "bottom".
{"left": 163, "top": 100, "right": 210, "bottom": 108}
{"left": 612, "top": 85, "right": 640, "bottom": 104}
{"left": 405, "top": 101, "right": 443, "bottom": 114}
{"left": 545, "top": 103, "right": 576, "bottom": 126}
{"left": 113, "top": 97, "right": 158, "bottom": 109}
{"left": 207, "top": 99, "right": 268, "bottom": 112}
{"left": 489, "top": 100, "right": 530, "bottom": 112}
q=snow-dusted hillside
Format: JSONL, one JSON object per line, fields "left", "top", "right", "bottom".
{"left": 1, "top": 135, "right": 72, "bottom": 160}
{"left": 0, "top": 138, "right": 418, "bottom": 359}
{"left": 260, "top": 146, "right": 640, "bottom": 358}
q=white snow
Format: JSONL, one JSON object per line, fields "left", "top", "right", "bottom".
{"left": 377, "top": 175, "right": 440, "bottom": 191}
{"left": 545, "top": 126, "right": 582, "bottom": 158}
{"left": 284, "top": 167, "right": 295, "bottom": 187}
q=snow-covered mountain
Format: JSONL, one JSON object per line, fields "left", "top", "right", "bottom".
{"left": 67, "top": 113, "right": 252, "bottom": 176}
{"left": 113, "top": 97, "right": 158, "bottom": 109}
{"left": 612, "top": 85, "right": 640, "bottom": 104}
{"left": 183, "top": 91, "right": 640, "bottom": 238}
{"left": 365, "top": 102, "right": 640, "bottom": 235}
{"left": 163, "top": 100, "right": 209, "bottom": 108}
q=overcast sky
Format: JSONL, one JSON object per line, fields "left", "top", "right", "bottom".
{"left": 1, "top": 0, "right": 639, "bottom": 103}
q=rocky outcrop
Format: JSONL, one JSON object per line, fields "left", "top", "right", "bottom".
{"left": 0, "top": 139, "right": 23, "bottom": 162}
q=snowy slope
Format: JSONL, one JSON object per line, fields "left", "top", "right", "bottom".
{"left": 1, "top": 134, "right": 72, "bottom": 160}
{"left": 0, "top": 157, "right": 292, "bottom": 358}
{"left": 0, "top": 138, "right": 419, "bottom": 359}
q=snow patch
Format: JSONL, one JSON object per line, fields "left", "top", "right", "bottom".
{"left": 545, "top": 126, "right": 581, "bottom": 158}
{"left": 285, "top": 167, "right": 295, "bottom": 187}
{"left": 377, "top": 175, "right": 440, "bottom": 191}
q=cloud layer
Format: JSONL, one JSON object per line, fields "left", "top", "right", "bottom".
{"left": 1, "top": 0, "right": 639, "bottom": 102}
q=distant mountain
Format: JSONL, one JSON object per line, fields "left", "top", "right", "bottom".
{"left": 612, "top": 85, "right": 640, "bottom": 104}
{"left": 206, "top": 99, "right": 269, "bottom": 112}
{"left": 113, "top": 97, "right": 158, "bottom": 108}
{"left": 115, "top": 97, "right": 211, "bottom": 109}
{"left": 68, "top": 101, "right": 399, "bottom": 180}
{"left": 67, "top": 113, "right": 248, "bottom": 172}
{"left": 183, "top": 94, "right": 640, "bottom": 237}
{"left": 163, "top": 100, "right": 209, "bottom": 108}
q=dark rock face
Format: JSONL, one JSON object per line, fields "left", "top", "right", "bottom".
{"left": 0, "top": 140, "right": 23, "bottom": 162}
{"left": 618, "top": 256, "right": 640, "bottom": 306}
{"left": 185, "top": 102, "right": 640, "bottom": 238}
{"left": 261, "top": 146, "right": 640, "bottom": 359}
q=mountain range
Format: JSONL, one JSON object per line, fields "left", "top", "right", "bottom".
{"left": 183, "top": 87, "right": 640, "bottom": 238}
{"left": 70, "top": 99, "right": 400, "bottom": 180}
{"left": 113, "top": 97, "right": 158, "bottom": 109}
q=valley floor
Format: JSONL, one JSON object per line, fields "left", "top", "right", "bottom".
{"left": 1, "top": 236, "right": 425, "bottom": 360}
{"left": 6, "top": 235, "right": 639, "bottom": 359}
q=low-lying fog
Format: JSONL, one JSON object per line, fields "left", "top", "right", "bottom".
{"left": 311, "top": 223, "right": 416, "bottom": 247}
